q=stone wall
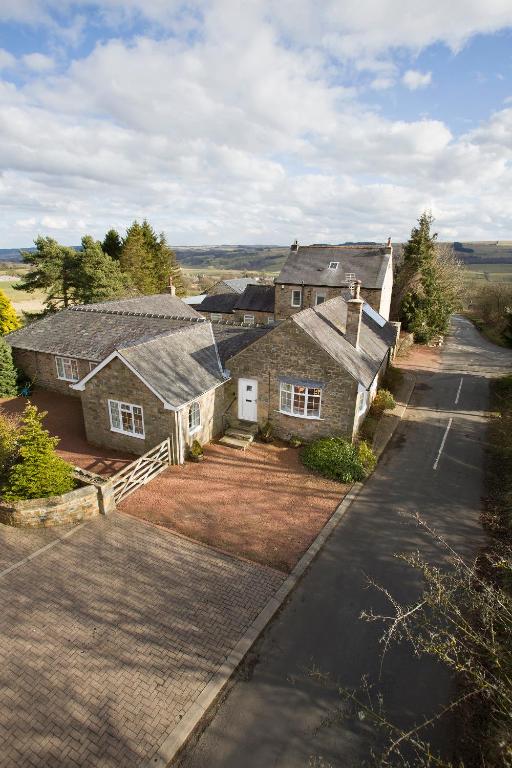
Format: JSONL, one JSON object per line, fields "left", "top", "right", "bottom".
{"left": 178, "top": 383, "right": 229, "bottom": 454}
{"left": 11, "top": 349, "right": 94, "bottom": 397}
{"left": 80, "top": 356, "right": 177, "bottom": 456}
{"left": 232, "top": 309, "right": 274, "bottom": 325}
{"left": 226, "top": 320, "right": 360, "bottom": 442}
{"left": 274, "top": 284, "right": 383, "bottom": 321}
{"left": 0, "top": 484, "right": 100, "bottom": 528}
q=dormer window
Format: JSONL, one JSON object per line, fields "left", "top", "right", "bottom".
{"left": 328, "top": 261, "right": 339, "bottom": 270}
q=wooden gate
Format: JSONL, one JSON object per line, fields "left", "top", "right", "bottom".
{"left": 110, "top": 438, "right": 172, "bottom": 504}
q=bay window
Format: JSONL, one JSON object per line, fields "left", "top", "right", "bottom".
{"left": 279, "top": 382, "right": 322, "bottom": 419}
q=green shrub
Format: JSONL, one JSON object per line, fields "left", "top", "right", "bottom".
{"left": 189, "top": 439, "right": 204, "bottom": 459}
{"left": 289, "top": 434, "right": 302, "bottom": 448}
{"left": 359, "top": 414, "right": 379, "bottom": 443}
{"left": 2, "top": 403, "right": 75, "bottom": 500}
{"left": 357, "top": 440, "right": 377, "bottom": 474}
{"left": 301, "top": 436, "right": 375, "bottom": 483}
{"left": 371, "top": 388, "right": 396, "bottom": 415}
{"left": 0, "top": 413, "right": 19, "bottom": 481}
{"left": 259, "top": 421, "right": 273, "bottom": 443}
{"left": 0, "top": 338, "right": 18, "bottom": 397}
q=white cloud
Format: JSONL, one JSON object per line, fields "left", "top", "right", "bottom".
{"left": 0, "top": 1, "right": 512, "bottom": 245}
{"left": 402, "top": 69, "right": 432, "bottom": 90}
{"left": 0, "top": 48, "right": 15, "bottom": 70}
{"left": 22, "top": 52, "right": 55, "bottom": 71}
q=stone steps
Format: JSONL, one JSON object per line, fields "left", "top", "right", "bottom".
{"left": 219, "top": 434, "right": 252, "bottom": 451}
{"left": 219, "top": 425, "right": 257, "bottom": 451}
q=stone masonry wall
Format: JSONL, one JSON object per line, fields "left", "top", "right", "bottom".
{"left": 274, "top": 284, "right": 383, "bottom": 321}
{"left": 178, "top": 383, "right": 229, "bottom": 453}
{"left": 11, "top": 349, "right": 94, "bottom": 398}
{"left": 0, "top": 484, "right": 99, "bottom": 528}
{"left": 80, "top": 356, "right": 176, "bottom": 456}
{"left": 232, "top": 309, "right": 274, "bottom": 325}
{"left": 226, "top": 320, "right": 359, "bottom": 442}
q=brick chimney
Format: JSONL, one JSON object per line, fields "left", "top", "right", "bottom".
{"left": 166, "top": 276, "right": 176, "bottom": 296}
{"left": 345, "top": 280, "right": 363, "bottom": 349}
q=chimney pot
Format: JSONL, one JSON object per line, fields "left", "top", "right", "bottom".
{"left": 166, "top": 276, "right": 176, "bottom": 296}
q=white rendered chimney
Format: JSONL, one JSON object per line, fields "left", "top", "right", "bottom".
{"left": 166, "top": 276, "right": 176, "bottom": 296}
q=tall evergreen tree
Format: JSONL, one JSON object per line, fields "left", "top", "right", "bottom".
{"left": 395, "top": 212, "right": 461, "bottom": 343}
{"left": 120, "top": 221, "right": 154, "bottom": 294}
{"left": 2, "top": 404, "right": 75, "bottom": 500}
{"left": 17, "top": 236, "right": 80, "bottom": 310}
{"left": 0, "top": 289, "right": 21, "bottom": 334}
{"left": 102, "top": 229, "right": 123, "bottom": 260}
{"left": 0, "top": 338, "right": 18, "bottom": 397}
{"left": 75, "top": 236, "right": 131, "bottom": 304}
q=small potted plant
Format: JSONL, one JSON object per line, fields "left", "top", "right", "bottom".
{"left": 188, "top": 439, "right": 204, "bottom": 462}
{"left": 289, "top": 434, "right": 302, "bottom": 448}
{"left": 259, "top": 421, "right": 274, "bottom": 444}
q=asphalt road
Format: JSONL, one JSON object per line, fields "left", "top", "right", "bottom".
{"left": 178, "top": 315, "right": 512, "bottom": 768}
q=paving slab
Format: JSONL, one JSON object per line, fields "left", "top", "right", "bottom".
{"left": 0, "top": 513, "right": 284, "bottom": 767}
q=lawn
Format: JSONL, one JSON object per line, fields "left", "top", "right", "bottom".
{"left": 0, "top": 279, "right": 46, "bottom": 303}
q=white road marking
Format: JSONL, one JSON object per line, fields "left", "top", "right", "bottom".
{"left": 433, "top": 418, "right": 453, "bottom": 470}
{"left": 455, "top": 377, "right": 463, "bottom": 405}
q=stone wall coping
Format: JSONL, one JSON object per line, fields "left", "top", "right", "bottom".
{"left": 0, "top": 483, "right": 96, "bottom": 512}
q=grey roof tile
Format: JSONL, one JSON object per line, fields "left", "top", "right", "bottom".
{"left": 212, "top": 325, "right": 273, "bottom": 365}
{"left": 276, "top": 245, "right": 391, "bottom": 289}
{"left": 82, "top": 294, "right": 200, "bottom": 317}
{"left": 234, "top": 284, "right": 275, "bottom": 312}
{"left": 212, "top": 278, "right": 261, "bottom": 294}
{"left": 197, "top": 293, "right": 239, "bottom": 313}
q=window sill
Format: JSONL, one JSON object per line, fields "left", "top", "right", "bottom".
{"left": 189, "top": 425, "right": 201, "bottom": 435}
{"left": 57, "top": 376, "right": 79, "bottom": 383}
{"left": 277, "top": 410, "right": 323, "bottom": 421}
{"left": 110, "top": 426, "right": 146, "bottom": 440}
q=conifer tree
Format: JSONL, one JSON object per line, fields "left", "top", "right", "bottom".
{"left": 17, "top": 236, "right": 80, "bottom": 310}
{"left": 2, "top": 404, "right": 75, "bottom": 500}
{"left": 0, "top": 289, "right": 21, "bottom": 334}
{"left": 101, "top": 229, "right": 123, "bottom": 260}
{"left": 75, "top": 236, "right": 130, "bottom": 304}
{"left": 0, "top": 338, "right": 18, "bottom": 397}
{"left": 120, "top": 221, "right": 154, "bottom": 294}
{"left": 395, "top": 212, "right": 461, "bottom": 342}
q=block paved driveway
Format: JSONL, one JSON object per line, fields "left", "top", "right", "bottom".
{"left": 0, "top": 513, "right": 284, "bottom": 767}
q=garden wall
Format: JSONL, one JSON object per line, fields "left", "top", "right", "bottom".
{"left": 0, "top": 484, "right": 100, "bottom": 528}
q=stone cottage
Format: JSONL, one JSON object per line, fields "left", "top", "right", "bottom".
{"left": 196, "top": 284, "right": 275, "bottom": 325}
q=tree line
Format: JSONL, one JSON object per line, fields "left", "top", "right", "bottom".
{"left": 17, "top": 220, "right": 186, "bottom": 313}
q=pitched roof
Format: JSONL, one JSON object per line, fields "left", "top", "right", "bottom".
{"left": 6, "top": 308, "right": 196, "bottom": 361}
{"left": 234, "top": 284, "right": 275, "bottom": 313}
{"left": 276, "top": 245, "right": 391, "bottom": 289}
{"left": 212, "top": 278, "right": 261, "bottom": 294}
{"left": 212, "top": 325, "right": 273, "bottom": 365}
{"left": 81, "top": 294, "right": 200, "bottom": 317}
{"left": 197, "top": 293, "right": 239, "bottom": 313}
{"left": 291, "top": 296, "right": 393, "bottom": 387}
{"left": 116, "top": 324, "right": 224, "bottom": 407}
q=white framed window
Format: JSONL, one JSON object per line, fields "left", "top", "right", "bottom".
{"left": 55, "top": 356, "right": 79, "bottom": 382}
{"left": 243, "top": 314, "right": 255, "bottom": 325}
{"left": 279, "top": 382, "right": 322, "bottom": 419}
{"left": 108, "top": 399, "right": 145, "bottom": 439}
{"left": 188, "top": 401, "right": 201, "bottom": 434}
{"left": 315, "top": 293, "right": 326, "bottom": 305}
{"left": 328, "top": 261, "right": 339, "bottom": 270}
{"left": 266, "top": 316, "right": 274, "bottom": 324}
{"left": 291, "top": 289, "right": 302, "bottom": 307}
{"left": 210, "top": 313, "right": 222, "bottom": 322}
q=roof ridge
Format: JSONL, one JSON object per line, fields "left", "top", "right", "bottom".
{"left": 70, "top": 305, "right": 205, "bottom": 323}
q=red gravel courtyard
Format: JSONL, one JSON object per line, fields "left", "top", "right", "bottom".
{"left": 119, "top": 440, "right": 349, "bottom": 573}
{"left": 0, "top": 389, "right": 133, "bottom": 476}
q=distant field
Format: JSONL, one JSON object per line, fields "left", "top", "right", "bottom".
{"left": 463, "top": 263, "right": 512, "bottom": 284}
{"left": 0, "top": 279, "right": 46, "bottom": 306}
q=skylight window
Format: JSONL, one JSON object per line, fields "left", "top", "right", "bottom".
{"left": 328, "top": 261, "right": 339, "bottom": 270}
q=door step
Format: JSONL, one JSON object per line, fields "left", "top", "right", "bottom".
{"left": 219, "top": 435, "right": 252, "bottom": 451}
{"left": 225, "top": 429, "right": 254, "bottom": 442}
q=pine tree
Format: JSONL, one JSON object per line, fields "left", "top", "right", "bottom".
{"left": 2, "top": 404, "right": 75, "bottom": 500}
{"left": 17, "top": 236, "right": 80, "bottom": 310}
{"left": 120, "top": 221, "right": 154, "bottom": 294}
{"left": 396, "top": 212, "right": 461, "bottom": 343}
{"left": 75, "top": 236, "right": 131, "bottom": 304}
{"left": 0, "top": 338, "right": 18, "bottom": 397}
{"left": 0, "top": 289, "right": 21, "bottom": 334}
{"left": 101, "top": 229, "right": 123, "bottom": 260}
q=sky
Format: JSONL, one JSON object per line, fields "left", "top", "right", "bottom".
{"left": 1, "top": 1, "right": 512, "bottom": 247}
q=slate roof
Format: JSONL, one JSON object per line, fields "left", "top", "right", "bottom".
{"left": 292, "top": 296, "right": 393, "bottom": 388}
{"left": 212, "top": 325, "right": 273, "bottom": 365}
{"left": 81, "top": 294, "right": 200, "bottom": 317}
{"left": 197, "top": 293, "right": 239, "bottom": 313}
{"left": 211, "top": 278, "right": 261, "bottom": 294}
{"left": 276, "top": 245, "right": 391, "bottom": 289}
{"left": 234, "top": 284, "right": 275, "bottom": 313}
{"left": 6, "top": 309, "right": 195, "bottom": 361}
{"left": 117, "top": 324, "right": 225, "bottom": 408}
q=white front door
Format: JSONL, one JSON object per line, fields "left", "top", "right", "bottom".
{"left": 238, "top": 378, "right": 258, "bottom": 422}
